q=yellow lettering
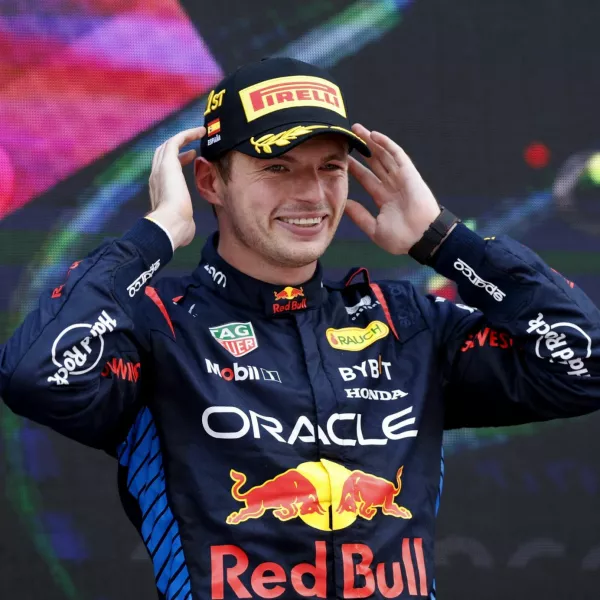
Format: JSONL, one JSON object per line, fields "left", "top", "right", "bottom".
{"left": 204, "top": 89, "right": 226, "bottom": 116}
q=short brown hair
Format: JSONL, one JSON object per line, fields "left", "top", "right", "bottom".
{"left": 209, "top": 152, "right": 233, "bottom": 218}
{"left": 213, "top": 152, "right": 233, "bottom": 183}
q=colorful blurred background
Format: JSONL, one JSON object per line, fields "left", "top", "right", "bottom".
{"left": 1, "top": 0, "right": 600, "bottom": 598}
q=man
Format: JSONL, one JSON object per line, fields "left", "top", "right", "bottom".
{"left": 1, "top": 57, "right": 599, "bottom": 599}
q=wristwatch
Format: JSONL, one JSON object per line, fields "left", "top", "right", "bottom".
{"left": 408, "top": 206, "right": 460, "bottom": 265}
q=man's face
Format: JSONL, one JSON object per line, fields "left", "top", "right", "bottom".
{"left": 215, "top": 134, "right": 349, "bottom": 269}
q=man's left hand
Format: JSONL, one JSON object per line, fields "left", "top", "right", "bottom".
{"left": 345, "top": 123, "right": 441, "bottom": 255}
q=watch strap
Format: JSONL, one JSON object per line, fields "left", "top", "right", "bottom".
{"left": 408, "top": 206, "right": 461, "bottom": 265}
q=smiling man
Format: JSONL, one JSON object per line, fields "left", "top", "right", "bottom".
{"left": 2, "top": 57, "right": 600, "bottom": 599}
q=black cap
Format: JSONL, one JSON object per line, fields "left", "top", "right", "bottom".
{"left": 200, "top": 57, "right": 371, "bottom": 161}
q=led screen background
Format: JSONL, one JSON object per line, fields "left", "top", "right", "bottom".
{"left": 1, "top": 1, "right": 600, "bottom": 598}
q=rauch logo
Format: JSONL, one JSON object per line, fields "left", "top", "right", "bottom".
{"left": 326, "top": 321, "right": 389, "bottom": 351}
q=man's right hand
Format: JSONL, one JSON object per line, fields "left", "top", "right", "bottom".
{"left": 147, "top": 126, "right": 206, "bottom": 250}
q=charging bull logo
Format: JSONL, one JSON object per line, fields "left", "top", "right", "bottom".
{"left": 226, "top": 469, "right": 326, "bottom": 525}
{"left": 272, "top": 286, "right": 307, "bottom": 313}
{"left": 227, "top": 460, "right": 411, "bottom": 531}
{"left": 337, "top": 467, "right": 412, "bottom": 520}
{"left": 273, "top": 286, "right": 304, "bottom": 301}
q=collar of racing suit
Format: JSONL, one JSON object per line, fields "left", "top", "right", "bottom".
{"left": 194, "top": 233, "right": 327, "bottom": 317}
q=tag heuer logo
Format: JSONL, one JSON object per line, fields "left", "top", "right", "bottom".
{"left": 209, "top": 322, "right": 258, "bottom": 358}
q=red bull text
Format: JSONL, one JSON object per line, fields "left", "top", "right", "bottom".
{"left": 211, "top": 540, "right": 429, "bottom": 598}
{"left": 272, "top": 286, "right": 307, "bottom": 313}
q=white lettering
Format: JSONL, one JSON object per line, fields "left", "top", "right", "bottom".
{"left": 529, "top": 313, "right": 592, "bottom": 377}
{"left": 287, "top": 416, "right": 317, "bottom": 445}
{"left": 338, "top": 360, "right": 392, "bottom": 382}
{"left": 249, "top": 411, "right": 285, "bottom": 442}
{"left": 207, "top": 133, "right": 221, "bottom": 146}
{"left": 327, "top": 413, "right": 356, "bottom": 446}
{"left": 48, "top": 311, "right": 115, "bottom": 386}
{"left": 383, "top": 406, "right": 419, "bottom": 440}
{"left": 127, "top": 260, "right": 160, "bottom": 297}
{"left": 454, "top": 258, "right": 505, "bottom": 302}
{"left": 201, "top": 406, "right": 418, "bottom": 446}
{"left": 356, "top": 414, "right": 387, "bottom": 445}
{"left": 204, "top": 263, "right": 227, "bottom": 288}
{"left": 202, "top": 406, "right": 250, "bottom": 439}
{"left": 344, "top": 388, "right": 408, "bottom": 400}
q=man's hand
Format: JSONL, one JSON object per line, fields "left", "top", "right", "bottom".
{"left": 147, "top": 126, "right": 206, "bottom": 249}
{"left": 345, "top": 123, "right": 441, "bottom": 255}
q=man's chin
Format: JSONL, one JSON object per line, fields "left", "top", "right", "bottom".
{"left": 270, "top": 240, "right": 327, "bottom": 269}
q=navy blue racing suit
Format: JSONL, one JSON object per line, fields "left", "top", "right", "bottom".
{"left": 1, "top": 217, "right": 599, "bottom": 599}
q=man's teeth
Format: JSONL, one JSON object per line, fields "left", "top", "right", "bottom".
{"left": 280, "top": 217, "right": 324, "bottom": 226}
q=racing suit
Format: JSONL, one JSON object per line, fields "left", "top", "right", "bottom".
{"left": 1, "top": 217, "right": 600, "bottom": 600}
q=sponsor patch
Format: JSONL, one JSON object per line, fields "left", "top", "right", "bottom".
{"left": 273, "top": 286, "right": 307, "bottom": 313}
{"left": 238, "top": 75, "right": 346, "bottom": 122}
{"left": 209, "top": 321, "right": 258, "bottom": 358}
{"left": 48, "top": 311, "right": 116, "bottom": 385}
{"left": 206, "top": 359, "right": 280, "bottom": 383}
{"left": 344, "top": 388, "right": 407, "bottom": 401}
{"left": 461, "top": 328, "right": 514, "bottom": 352}
{"left": 127, "top": 260, "right": 160, "bottom": 297}
{"left": 338, "top": 359, "right": 391, "bottom": 381}
{"left": 204, "top": 263, "right": 227, "bottom": 287}
{"left": 326, "top": 321, "right": 389, "bottom": 351}
{"left": 527, "top": 313, "right": 591, "bottom": 377}
{"left": 345, "top": 296, "right": 381, "bottom": 321}
{"left": 101, "top": 358, "right": 140, "bottom": 382}
{"left": 202, "top": 405, "right": 417, "bottom": 447}
{"left": 453, "top": 258, "right": 505, "bottom": 302}
{"left": 211, "top": 537, "right": 428, "bottom": 599}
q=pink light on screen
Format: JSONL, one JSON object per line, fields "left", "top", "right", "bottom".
{"left": 0, "top": 146, "right": 15, "bottom": 209}
{"left": 0, "top": 0, "right": 222, "bottom": 219}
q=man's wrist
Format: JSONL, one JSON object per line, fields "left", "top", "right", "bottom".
{"left": 408, "top": 207, "right": 461, "bottom": 265}
{"left": 145, "top": 210, "right": 191, "bottom": 251}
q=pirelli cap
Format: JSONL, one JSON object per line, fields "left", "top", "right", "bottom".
{"left": 200, "top": 57, "right": 371, "bottom": 160}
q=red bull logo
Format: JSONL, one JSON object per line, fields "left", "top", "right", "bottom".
{"left": 272, "top": 286, "right": 307, "bottom": 314}
{"left": 219, "top": 462, "right": 424, "bottom": 597}
{"left": 226, "top": 468, "right": 326, "bottom": 525}
{"left": 273, "top": 286, "right": 304, "bottom": 301}
{"left": 211, "top": 539, "right": 429, "bottom": 598}
{"left": 227, "top": 460, "right": 411, "bottom": 532}
{"left": 337, "top": 466, "right": 412, "bottom": 520}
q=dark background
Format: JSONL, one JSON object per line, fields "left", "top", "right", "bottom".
{"left": 1, "top": 1, "right": 600, "bottom": 598}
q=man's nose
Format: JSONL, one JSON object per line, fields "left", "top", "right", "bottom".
{"left": 289, "top": 170, "right": 325, "bottom": 203}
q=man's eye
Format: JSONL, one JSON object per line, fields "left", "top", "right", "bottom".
{"left": 322, "top": 163, "right": 343, "bottom": 171}
{"left": 265, "top": 164, "right": 287, "bottom": 172}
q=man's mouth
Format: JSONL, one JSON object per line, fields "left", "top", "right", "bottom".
{"left": 277, "top": 216, "right": 325, "bottom": 227}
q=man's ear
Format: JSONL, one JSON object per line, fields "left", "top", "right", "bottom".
{"left": 194, "top": 157, "right": 225, "bottom": 209}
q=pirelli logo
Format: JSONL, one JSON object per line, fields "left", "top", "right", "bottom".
{"left": 239, "top": 76, "right": 346, "bottom": 122}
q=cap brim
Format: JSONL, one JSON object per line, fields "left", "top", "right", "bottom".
{"left": 234, "top": 122, "right": 371, "bottom": 159}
